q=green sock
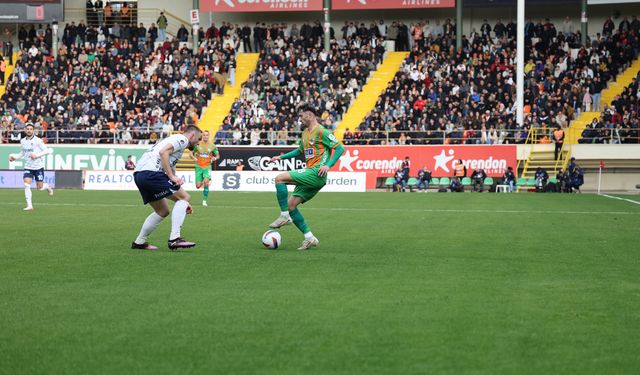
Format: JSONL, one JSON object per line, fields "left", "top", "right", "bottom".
{"left": 276, "top": 184, "right": 288, "bottom": 211}
{"left": 290, "top": 208, "right": 310, "bottom": 234}
{"left": 203, "top": 185, "right": 209, "bottom": 200}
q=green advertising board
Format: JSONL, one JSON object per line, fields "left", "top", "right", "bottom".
{"left": 0, "top": 145, "right": 148, "bottom": 170}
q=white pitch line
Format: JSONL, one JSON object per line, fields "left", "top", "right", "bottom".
{"left": 599, "top": 193, "right": 640, "bottom": 206}
{"left": 0, "top": 201, "right": 638, "bottom": 215}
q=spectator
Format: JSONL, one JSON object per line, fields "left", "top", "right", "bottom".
{"left": 393, "top": 168, "right": 406, "bottom": 192}
{"left": 471, "top": 168, "right": 487, "bottom": 192}
{"left": 157, "top": 12, "right": 168, "bottom": 42}
{"left": 502, "top": 166, "right": 516, "bottom": 192}
{"left": 177, "top": 24, "right": 189, "bottom": 43}
{"left": 235, "top": 160, "right": 244, "bottom": 171}
{"left": 450, "top": 176, "right": 463, "bottom": 192}
{"left": 535, "top": 167, "right": 549, "bottom": 192}
{"left": 125, "top": 155, "right": 136, "bottom": 170}
{"left": 556, "top": 168, "right": 570, "bottom": 193}
{"left": 0, "top": 56, "right": 5, "bottom": 85}
{"left": 571, "top": 165, "right": 585, "bottom": 193}
{"left": 416, "top": 166, "right": 432, "bottom": 192}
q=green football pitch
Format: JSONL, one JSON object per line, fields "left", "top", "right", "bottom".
{"left": 1, "top": 190, "right": 639, "bottom": 374}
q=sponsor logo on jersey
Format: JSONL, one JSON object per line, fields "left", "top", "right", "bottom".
{"left": 304, "top": 148, "right": 315, "bottom": 159}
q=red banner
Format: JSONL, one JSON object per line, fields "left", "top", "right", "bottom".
{"left": 201, "top": 0, "right": 323, "bottom": 12}
{"left": 331, "top": 0, "right": 456, "bottom": 10}
{"left": 335, "top": 145, "right": 517, "bottom": 188}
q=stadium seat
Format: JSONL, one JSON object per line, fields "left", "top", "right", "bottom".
{"left": 484, "top": 177, "right": 494, "bottom": 186}
{"left": 431, "top": 178, "right": 440, "bottom": 187}
{"left": 548, "top": 178, "right": 557, "bottom": 184}
{"left": 527, "top": 178, "right": 537, "bottom": 186}
{"left": 517, "top": 177, "right": 527, "bottom": 186}
{"left": 407, "top": 178, "right": 418, "bottom": 192}
{"left": 384, "top": 177, "right": 395, "bottom": 191}
{"left": 439, "top": 177, "right": 450, "bottom": 186}
{"left": 461, "top": 177, "right": 472, "bottom": 186}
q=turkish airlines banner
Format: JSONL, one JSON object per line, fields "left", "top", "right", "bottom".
{"left": 336, "top": 145, "right": 517, "bottom": 188}
{"left": 332, "top": 0, "right": 456, "bottom": 10}
{"left": 201, "top": 0, "right": 323, "bottom": 12}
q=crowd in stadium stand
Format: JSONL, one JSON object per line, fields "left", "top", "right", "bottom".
{"left": 1, "top": 22, "right": 235, "bottom": 144}
{"left": 347, "top": 17, "right": 640, "bottom": 145}
{"left": 1, "top": 17, "right": 639, "bottom": 145}
{"left": 579, "top": 70, "right": 639, "bottom": 143}
{"left": 215, "top": 25, "right": 386, "bottom": 146}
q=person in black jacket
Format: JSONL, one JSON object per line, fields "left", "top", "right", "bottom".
{"left": 570, "top": 165, "right": 584, "bottom": 193}
{"left": 177, "top": 24, "right": 189, "bottom": 42}
{"left": 535, "top": 167, "right": 549, "bottom": 192}
{"left": 241, "top": 25, "right": 251, "bottom": 52}
{"left": 471, "top": 168, "right": 487, "bottom": 192}
{"left": 503, "top": 166, "right": 516, "bottom": 192}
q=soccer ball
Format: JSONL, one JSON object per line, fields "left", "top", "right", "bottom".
{"left": 262, "top": 230, "right": 282, "bottom": 249}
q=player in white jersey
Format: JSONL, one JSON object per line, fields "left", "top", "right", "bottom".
{"left": 8, "top": 123, "right": 54, "bottom": 211}
{"left": 131, "top": 125, "right": 202, "bottom": 251}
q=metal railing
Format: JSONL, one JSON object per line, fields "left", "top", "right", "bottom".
{"left": 2, "top": 127, "right": 637, "bottom": 146}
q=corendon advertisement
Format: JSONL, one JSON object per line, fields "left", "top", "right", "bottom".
{"left": 200, "top": 0, "right": 323, "bottom": 12}
{"left": 331, "top": 0, "right": 456, "bottom": 10}
{"left": 336, "top": 145, "right": 517, "bottom": 189}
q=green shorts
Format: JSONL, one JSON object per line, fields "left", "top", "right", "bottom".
{"left": 289, "top": 167, "right": 327, "bottom": 202}
{"left": 195, "top": 166, "right": 211, "bottom": 182}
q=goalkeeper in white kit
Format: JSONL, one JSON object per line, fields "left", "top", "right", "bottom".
{"left": 8, "top": 123, "right": 53, "bottom": 211}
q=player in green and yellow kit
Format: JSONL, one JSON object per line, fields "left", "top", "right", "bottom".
{"left": 191, "top": 130, "right": 219, "bottom": 206}
{"left": 268, "top": 104, "right": 345, "bottom": 250}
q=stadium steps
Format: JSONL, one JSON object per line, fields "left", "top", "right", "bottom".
{"left": 197, "top": 53, "right": 260, "bottom": 136}
{"left": 600, "top": 57, "right": 640, "bottom": 107}
{"left": 565, "top": 111, "right": 600, "bottom": 144}
{"left": 566, "top": 57, "right": 640, "bottom": 145}
{"left": 177, "top": 53, "right": 260, "bottom": 171}
{"left": 0, "top": 52, "right": 19, "bottom": 98}
{"left": 518, "top": 148, "right": 570, "bottom": 191}
{"left": 176, "top": 151, "right": 195, "bottom": 171}
{"left": 334, "top": 51, "right": 409, "bottom": 140}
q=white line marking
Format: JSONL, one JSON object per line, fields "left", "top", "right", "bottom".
{"left": 0, "top": 201, "right": 638, "bottom": 215}
{"left": 599, "top": 194, "right": 640, "bottom": 206}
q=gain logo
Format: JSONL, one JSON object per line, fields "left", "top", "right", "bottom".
{"left": 248, "top": 156, "right": 262, "bottom": 171}
{"left": 222, "top": 173, "right": 241, "bottom": 190}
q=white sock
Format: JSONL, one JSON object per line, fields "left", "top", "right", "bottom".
{"left": 39, "top": 183, "right": 50, "bottom": 191}
{"left": 24, "top": 183, "right": 32, "bottom": 207}
{"left": 304, "top": 231, "right": 314, "bottom": 240}
{"left": 281, "top": 211, "right": 290, "bottom": 217}
{"left": 170, "top": 200, "right": 189, "bottom": 240}
{"left": 135, "top": 212, "right": 164, "bottom": 244}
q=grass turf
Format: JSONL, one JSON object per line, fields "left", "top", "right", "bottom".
{"left": 0, "top": 190, "right": 639, "bottom": 374}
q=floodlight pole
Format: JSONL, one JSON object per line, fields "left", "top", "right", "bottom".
{"left": 581, "top": 0, "right": 588, "bottom": 46}
{"left": 323, "top": 0, "right": 331, "bottom": 52}
{"left": 516, "top": 0, "right": 525, "bottom": 127}
{"left": 456, "top": 0, "right": 462, "bottom": 50}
